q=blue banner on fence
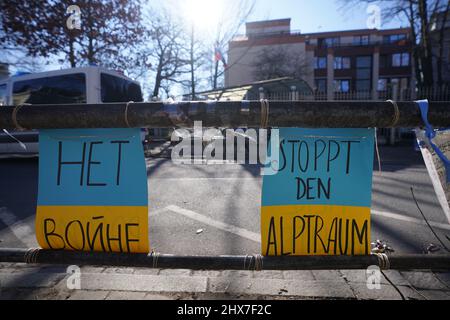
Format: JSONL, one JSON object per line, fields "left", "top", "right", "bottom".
{"left": 261, "top": 128, "right": 375, "bottom": 256}
{"left": 36, "top": 128, "right": 149, "bottom": 253}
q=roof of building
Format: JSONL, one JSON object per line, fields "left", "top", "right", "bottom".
{"left": 189, "top": 77, "right": 313, "bottom": 101}
{"left": 231, "top": 18, "right": 412, "bottom": 47}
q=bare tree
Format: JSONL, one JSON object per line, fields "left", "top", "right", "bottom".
{"left": 0, "top": 0, "right": 146, "bottom": 71}
{"left": 168, "top": 0, "right": 256, "bottom": 98}
{"left": 252, "top": 47, "right": 310, "bottom": 81}
{"left": 142, "top": 9, "right": 187, "bottom": 99}
{"left": 340, "top": 0, "right": 449, "bottom": 87}
{"left": 177, "top": 23, "right": 211, "bottom": 100}
{"left": 431, "top": 0, "right": 450, "bottom": 85}
{"left": 208, "top": 0, "right": 256, "bottom": 89}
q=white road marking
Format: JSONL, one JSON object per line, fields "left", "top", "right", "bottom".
{"left": 150, "top": 177, "right": 258, "bottom": 181}
{"left": 372, "top": 209, "right": 450, "bottom": 231}
{"left": 166, "top": 205, "right": 261, "bottom": 243}
{"left": 0, "top": 207, "right": 37, "bottom": 247}
{"left": 149, "top": 207, "right": 170, "bottom": 217}
{"left": 161, "top": 206, "right": 450, "bottom": 242}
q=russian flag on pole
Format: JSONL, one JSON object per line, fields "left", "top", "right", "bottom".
{"left": 214, "top": 47, "right": 227, "bottom": 68}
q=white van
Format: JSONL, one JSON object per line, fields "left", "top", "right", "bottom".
{"left": 0, "top": 66, "right": 144, "bottom": 157}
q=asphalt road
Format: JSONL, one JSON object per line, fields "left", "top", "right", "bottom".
{"left": 0, "top": 142, "right": 449, "bottom": 256}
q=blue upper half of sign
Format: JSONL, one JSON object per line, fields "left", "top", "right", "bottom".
{"left": 38, "top": 128, "right": 148, "bottom": 207}
{"left": 262, "top": 128, "right": 375, "bottom": 208}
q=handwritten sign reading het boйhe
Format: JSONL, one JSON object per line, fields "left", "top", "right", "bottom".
{"left": 36, "top": 128, "right": 149, "bottom": 253}
{"left": 261, "top": 128, "right": 375, "bottom": 256}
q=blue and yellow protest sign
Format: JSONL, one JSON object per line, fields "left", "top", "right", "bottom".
{"left": 261, "top": 128, "right": 375, "bottom": 256}
{"left": 36, "top": 128, "right": 149, "bottom": 253}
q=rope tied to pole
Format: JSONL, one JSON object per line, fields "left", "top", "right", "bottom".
{"left": 24, "top": 248, "right": 40, "bottom": 264}
{"left": 124, "top": 101, "right": 134, "bottom": 128}
{"left": 12, "top": 103, "right": 30, "bottom": 131}
{"left": 151, "top": 251, "right": 160, "bottom": 269}
{"left": 260, "top": 99, "right": 270, "bottom": 129}
{"left": 386, "top": 99, "right": 400, "bottom": 128}
{"left": 374, "top": 252, "right": 390, "bottom": 270}
{"left": 243, "top": 254, "right": 251, "bottom": 270}
{"left": 253, "top": 254, "right": 263, "bottom": 271}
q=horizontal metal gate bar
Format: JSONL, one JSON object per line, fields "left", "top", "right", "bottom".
{"left": 1, "top": 248, "right": 449, "bottom": 271}
{"left": 1, "top": 100, "right": 449, "bottom": 129}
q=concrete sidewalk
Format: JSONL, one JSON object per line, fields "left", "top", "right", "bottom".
{"left": 1, "top": 263, "right": 449, "bottom": 300}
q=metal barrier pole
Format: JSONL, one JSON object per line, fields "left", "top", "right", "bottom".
{"left": 1, "top": 248, "right": 449, "bottom": 271}
{"left": 1, "top": 101, "right": 450, "bottom": 129}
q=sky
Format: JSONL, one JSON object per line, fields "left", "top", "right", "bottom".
{"left": 243, "top": 0, "right": 407, "bottom": 33}
{"left": 148, "top": 0, "right": 408, "bottom": 97}
{"left": 155, "top": 0, "right": 408, "bottom": 35}
{"left": 2, "top": 0, "right": 409, "bottom": 98}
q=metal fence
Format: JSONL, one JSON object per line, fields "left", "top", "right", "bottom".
{"left": 1, "top": 100, "right": 450, "bottom": 270}
{"left": 260, "top": 86, "right": 450, "bottom": 102}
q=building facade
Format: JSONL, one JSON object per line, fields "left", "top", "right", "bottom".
{"left": 0, "top": 63, "right": 9, "bottom": 81}
{"left": 226, "top": 19, "right": 414, "bottom": 100}
{"left": 430, "top": 10, "right": 450, "bottom": 85}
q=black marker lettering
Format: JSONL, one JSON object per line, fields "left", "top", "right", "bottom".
{"left": 57, "top": 141, "right": 86, "bottom": 186}
{"left": 106, "top": 224, "right": 123, "bottom": 253}
{"left": 314, "top": 215, "right": 327, "bottom": 253}
{"left": 298, "top": 141, "right": 309, "bottom": 172}
{"left": 342, "top": 141, "right": 360, "bottom": 174}
{"left": 87, "top": 217, "right": 106, "bottom": 251}
{"left": 339, "top": 218, "right": 350, "bottom": 255}
{"left": 327, "top": 217, "right": 338, "bottom": 254}
{"left": 65, "top": 220, "right": 85, "bottom": 251}
{"left": 279, "top": 216, "right": 291, "bottom": 255}
{"left": 288, "top": 140, "right": 300, "bottom": 173}
{"left": 327, "top": 140, "right": 340, "bottom": 172}
{"left": 314, "top": 139, "right": 326, "bottom": 171}
{"left": 292, "top": 216, "right": 305, "bottom": 254}
{"left": 278, "top": 139, "right": 287, "bottom": 172}
{"left": 265, "top": 217, "right": 277, "bottom": 256}
{"left": 352, "top": 219, "right": 369, "bottom": 255}
{"left": 111, "top": 141, "right": 130, "bottom": 185}
{"left": 87, "top": 141, "right": 106, "bottom": 186}
{"left": 304, "top": 215, "right": 314, "bottom": 254}
{"left": 43, "top": 218, "right": 65, "bottom": 250}
{"left": 318, "top": 177, "right": 331, "bottom": 200}
{"left": 125, "top": 223, "right": 140, "bottom": 253}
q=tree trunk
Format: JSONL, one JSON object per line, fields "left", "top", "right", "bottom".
{"left": 437, "top": 1, "right": 450, "bottom": 86}
{"left": 213, "top": 60, "right": 219, "bottom": 89}
{"left": 69, "top": 36, "right": 76, "bottom": 67}
{"left": 190, "top": 24, "right": 196, "bottom": 99}
{"left": 418, "top": 0, "right": 435, "bottom": 86}
{"left": 408, "top": 0, "right": 423, "bottom": 87}
{"left": 152, "top": 59, "right": 163, "bottom": 98}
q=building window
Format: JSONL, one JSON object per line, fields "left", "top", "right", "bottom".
{"left": 356, "top": 56, "right": 372, "bottom": 91}
{"left": 314, "top": 57, "right": 327, "bottom": 69}
{"left": 390, "top": 77, "right": 409, "bottom": 89}
{"left": 334, "top": 79, "right": 350, "bottom": 92}
{"left": 379, "top": 55, "right": 388, "bottom": 68}
{"left": 315, "top": 79, "right": 327, "bottom": 92}
{"left": 377, "top": 78, "right": 409, "bottom": 91}
{"left": 377, "top": 78, "right": 388, "bottom": 91}
{"left": 320, "top": 37, "right": 340, "bottom": 47}
{"left": 392, "top": 53, "right": 409, "bottom": 67}
{"left": 0, "top": 84, "right": 6, "bottom": 106}
{"left": 353, "top": 35, "right": 369, "bottom": 46}
{"left": 334, "top": 57, "right": 351, "bottom": 69}
{"left": 383, "top": 34, "right": 407, "bottom": 44}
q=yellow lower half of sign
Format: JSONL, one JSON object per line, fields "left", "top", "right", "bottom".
{"left": 261, "top": 204, "right": 370, "bottom": 256}
{"left": 36, "top": 205, "right": 149, "bottom": 253}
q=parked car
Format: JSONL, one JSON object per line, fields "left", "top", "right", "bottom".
{"left": 0, "top": 66, "right": 144, "bottom": 157}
